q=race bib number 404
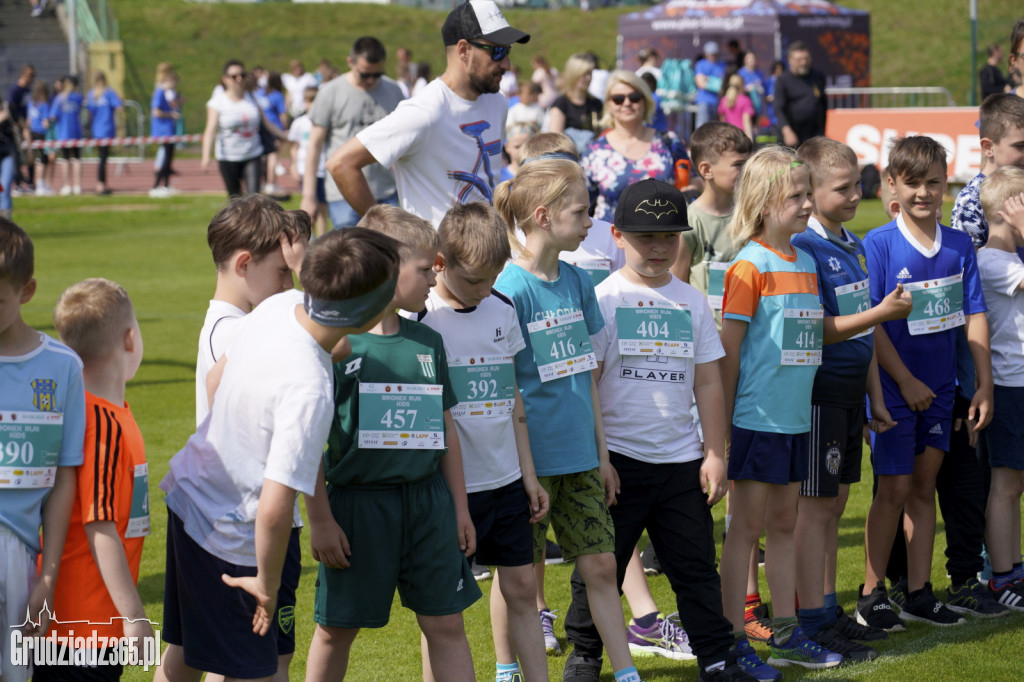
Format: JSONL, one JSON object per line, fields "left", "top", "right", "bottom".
{"left": 527, "top": 311, "right": 597, "bottom": 383}
{"left": 449, "top": 355, "right": 515, "bottom": 419}
{"left": 904, "top": 273, "right": 965, "bottom": 336}
{"left": 0, "top": 411, "right": 63, "bottom": 488}
{"left": 358, "top": 383, "right": 444, "bottom": 450}
{"left": 616, "top": 300, "right": 694, "bottom": 358}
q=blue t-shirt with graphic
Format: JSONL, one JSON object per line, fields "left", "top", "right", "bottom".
{"left": 28, "top": 100, "right": 49, "bottom": 135}
{"left": 52, "top": 91, "right": 83, "bottom": 140}
{"left": 86, "top": 87, "right": 122, "bottom": 138}
{"left": 150, "top": 88, "right": 176, "bottom": 137}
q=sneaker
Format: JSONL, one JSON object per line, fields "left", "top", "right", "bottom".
{"left": 149, "top": 187, "right": 169, "bottom": 198}
{"left": 945, "top": 577, "right": 1009, "bottom": 618}
{"left": 627, "top": 613, "right": 695, "bottom": 660}
{"left": 744, "top": 603, "right": 774, "bottom": 643}
{"left": 899, "top": 582, "right": 966, "bottom": 626}
{"left": 496, "top": 671, "right": 524, "bottom": 682}
{"left": 887, "top": 577, "right": 907, "bottom": 612}
{"left": 641, "top": 544, "right": 662, "bottom": 576}
{"left": 470, "top": 558, "right": 492, "bottom": 582}
{"left": 767, "top": 626, "right": 843, "bottom": 669}
{"left": 35, "top": 185, "right": 55, "bottom": 197}
{"left": 31, "top": 5, "right": 43, "bottom": 17}
{"left": 164, "top": 186, "right": 181, "bottom": 196}
{"left": 561, "top": 650, "right": 600, "bottom": 682}
{"left": 811, "top": 622, "right": 879, "bottom": 663}
{"left": 545, "top": 539, "right": 564, "bottom": 565}
{"left": 989, "top": 578, "right": 1024, "bottom": 612}
{"left": 540, "top": 609, "right": 561, "bottom": 654}
{"left": 731, "top": 638, "right": 781, "bottom": 681}
{"left": 832, "top": 606, "right": 888, "bottom": 641}
{"left": 59, "top": 185, "right": 72, "bottom": 196}
{"left": 855, "top": 582, "right": 905, "bottom": 632}
{"left": 72, "top": 185, "right": 81, "bottom": 196}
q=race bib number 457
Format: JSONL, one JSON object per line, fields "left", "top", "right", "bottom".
{"left": 358, "top": 383, "right": 444, "bottom": 450}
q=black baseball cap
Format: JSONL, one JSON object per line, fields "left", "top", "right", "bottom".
{"left": 613, "top": 179, "right": 691, "bottom": 232}
{"left": 442, "top": 1, "right": 531, "bottom": 47}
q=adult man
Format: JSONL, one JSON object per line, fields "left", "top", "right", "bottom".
{"left": 327, "top": 0, "right": 529, "bottom": 227}
{"left": 7, "top": 64, "right": 35, "bottom": 192}
{"left": 774, "top": 42, "right": 828, "bottom": 147}
{"left": 301, "top": 37, "right": 404, "bottom": 229}
{"left": 694, "top": 42, "right": 725, "bottom": 129}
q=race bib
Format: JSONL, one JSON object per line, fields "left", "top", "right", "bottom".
{"left": 616, "top": 300, "right": 694, "bottom": 358}
{"left": 781, "top": 308, "right": 823, "bottom": 365}
{"left": 126, "top": 463, "right": 150, "bottom": 539}
{"left": 527, "top": 311, "right": 597, "bottom": 383}
{"left": 448, "top": 355, "right": 515, "bottom": 419}
{"left": 904, "top": 273, "right": 965, "bottom": 335}
{"left": 358, "top": 383, "right": 445, "bottom": 449}
{"left": 566, "top": 258, "right": 611, "bottom": 286}
{"left": 835, "top": 277, "right": 872, "bottom": 339}
{"left": 0, "top": 411, "right": 63, "bottom": 489}
{"left": 707, "top": 262, "right": 729, "bottom": 310}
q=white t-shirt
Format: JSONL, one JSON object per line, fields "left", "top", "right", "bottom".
{"left": 591, "top": 271, "right": 724, "bottom": 463}
{"left": 206, "top": 91, "right": 263, "bottom": 162}
{"left": 282, "top": 71, "right": 318, "bottom": 117}
{"left": 358, "top": 79, "right": 508, "bottom": 227}
{"left": 288, "top": 114, "right": 326, "bottom": 180}
{"left": 162, "top": 290, "right": 333, "bottom": 566}
{"left": 506, "top": 102, "right": 545, "bottom": 131}
{"left": 560, "top": 218, "right": 626, "bottom": 279}
{"left": 195, "top": 300, "right": 246, "bottom": 426}
{"left": 406, "top": 289, "right": 526, "bottom": 493}
{"left": 978, "top": 247, "right": 1024, "bottom": 386}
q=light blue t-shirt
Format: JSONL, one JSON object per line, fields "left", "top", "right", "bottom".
{"left": 495, "top": 262, "right": 604, "bottom": 477}
{"left": 0, "top": 334, "right": 86, "bottom": 553}
{"left": 87, "top": 87, "right": 122, "bottom": 138}
{"left": 52, "top": 91, "right": 84, "bottom": 141}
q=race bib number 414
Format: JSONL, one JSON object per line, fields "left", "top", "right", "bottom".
{"left": 0, "top": 411, "right": 63, "bottom": 488}
{"left": 358, "top": 383, "right": 444, "bottom": 449}
{"left": 527, "top": 311, "right": 597, "bottom": 383}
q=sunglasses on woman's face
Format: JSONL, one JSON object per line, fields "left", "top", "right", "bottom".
{"left": 226, "top": 71, "right": 246, "bottom": 81}
{"left": 610, "top": 92, "right": 643, "bottom": 105}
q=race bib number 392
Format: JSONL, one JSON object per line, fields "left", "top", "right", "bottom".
{"left": 527, "top": 311, "right": 597, "bottom": 383}
{"left": 449, "top": 355, "right": 515, "bottom": 419}
{"left": 358, "top": 383, "right": 444, "bottom": 449}
{"left": 0, "top": 411, "right": 63, "bottom": 488}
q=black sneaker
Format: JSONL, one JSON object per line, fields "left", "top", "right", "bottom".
{"left": 887, "top": 577, "right": 907, "bottom": 612}
{"left": 900, "top": 582, "right": 966, "bottom": 626}
{"left": 832, "top": 606, "right": 888, "bottom": 641}
{"left": 990, "top": 578, "right": 1024, "bottom": 612}
{"left": 855, "top": 582, "right": 905, "bottom": 632}
{"left": 641, "top": 544, "right": 662, "bottom": 576}
{"left": 698, "top": 651, "right": 759, "bottom": 682}
{"left": 811, "top": 622, "right": 879, "bottom": 663}
{"left": 545, "top": 539, "right": 565, "bottom": 565}
{"left": 945, "top": 577, "right": 1009, "bottom": 617}
{"left": 562, "top": 651, "right": 601, "bottom": 682}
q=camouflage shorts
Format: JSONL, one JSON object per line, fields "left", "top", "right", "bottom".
{"left": 533, "top": 468, "right": 615, "bottom": 563}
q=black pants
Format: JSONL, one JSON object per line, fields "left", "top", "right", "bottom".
{"left": 218, "top": 157, "right": 261, "bottom": 197}
{"left": 154, "top": 143, "right": 174, "bottom": 187}
{"left": 96, "top": 145, "right": 110, "bottom": 184}
{"left": 564, "top": 453, "right": 733, "bottom": 668}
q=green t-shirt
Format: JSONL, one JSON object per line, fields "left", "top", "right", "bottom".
{"left": 683, "top": 203, "right": 737, "bottom": 329}
{"left": 325, "top": 317, "right": 458, "bottom": 487}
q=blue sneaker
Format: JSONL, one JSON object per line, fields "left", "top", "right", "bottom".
{"left": 732, "top": 638, "right": 782, "bottom": 681}
{"left": 767, "top": 626, "right": 843, "bottom": 669}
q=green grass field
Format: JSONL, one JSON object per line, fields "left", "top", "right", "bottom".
{"left": 10, "top": 193, "right": 1023, "bottom": 680}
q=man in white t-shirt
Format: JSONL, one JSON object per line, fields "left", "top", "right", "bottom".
{"left": 300, "top": 37, "right": 405, "bottom": 230}
{"left": 327, "top": 0, "right": 530, "bottom": 227}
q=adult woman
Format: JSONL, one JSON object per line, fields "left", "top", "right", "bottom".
{"left": 530, "top": 55, "right": 558, "bottom": 111}
{"left": 581, "top": 70, "right": 690, "bottom": 223}
{"left": 201, "top": 59, "right": 285, "bottom": 197}
{"left": 86, "top": 72, "right": 122, "bottom": 195}
{"left": 548, "top": 53, "right": 603, "bottom": 154}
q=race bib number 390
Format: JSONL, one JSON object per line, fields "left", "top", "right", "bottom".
{"left": 449, "top": 355, "right": 515, "bottom": 419}
{"left": 358, "top": 383, "right": 444, "bottom": 449}
{"left": 527, "top": 311, "right": 597, "bottom": 383}
{"left": 781, "top": 308, "right": 823, "bottom": 365}
{"left": 0, "top": 411, "right": 63, "bottom": 488}
{"left": 904, "top": 273, "right": 965, "bottom": 335}
{"left": 616, "top": 300, "right": 694, "bottom": 358}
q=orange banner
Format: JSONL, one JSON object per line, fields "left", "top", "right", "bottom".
{"left": 825, "top": 107, "right": 981, "bottom": 182}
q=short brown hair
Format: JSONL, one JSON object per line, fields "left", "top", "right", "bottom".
{"left": 797, "top": 137, "right": 858, "bottom": 184}
{"left": 54, "top": 279, "right": 135, "bottom": 363}
{"left": 887, "top": 136, "right": 948, "bottom": 184}
{"left": 980, "top": 166, "right": 1024, "bottom": 223}
{"left": 438, "top": 203, "right": 510, "bottom": 271}
{"left": 299, "top": 227, "right": 400, "bottom": 302}
{"left": 0, "top": 217, "right": 34, "bottom": 287}
{"left": 207, "top": 195, "right": 312, "bottom": 269}
{"left": 979, "top": 93, "right": 1024, "bottom": 143}
{"left": 689, "top": 121, "right": 753, "bottom": 168}
{"left": 356, "top": 205, "right": 439, "bottom": 258}
{"left": 520, "top": 132, "right": 578, "bottom": 162}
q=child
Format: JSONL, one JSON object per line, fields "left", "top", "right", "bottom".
{"left": 717, "top": 72, "right": 755, "bottom": 140}
{"left": 289, "top": 87, "right": 328, "bottom": 236}
{"left": 856, "top": 136, "right": 993, "bottom": 629}
{"left": 500, "top": 121, "right": 539, "bottom": 183}
{"left": 28, "top": 81, "right": 55, "bottom": 196}
{"left": 35, "top": 279, "right": 152, "bottom": 680}
{"left": 86, "top": 72, "right": 123, "bottom": 195}
{"left": 414, "top": 201, "right": 550, "bottom": 682}
{"left": 790, "top": 138, "right": 913, "bottom": 659}
{"left": 155, "top": 227, "right": 400, "bottom": 682}
{"left": 718, "top": 146, "right": 843, "bottom": 674}
{"left": 563, "top": 178, "right": 754, "bottom": 682}
{"left": 305, "top": 206, "right": 480, "bottom": 682}
{"left": 51, "top": 75, "right": 83, "bottom": 196}
{"left": 0, "top": 217, "right": 85, "bottom": 682}
{"left": 976, "top": 166, "right": 1024, "bottom": 610}
{"left": 493, "top": 156, "right": 642, "bottom": 682}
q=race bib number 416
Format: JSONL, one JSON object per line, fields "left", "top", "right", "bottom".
{"left": 358, "top": 383, "right": 444, "bottom": 450}
{"left": 0, "top": 411, "right": 63, "bottom": 488}
{"left": 527, "top": 311, "right": 597, "bottom": 383}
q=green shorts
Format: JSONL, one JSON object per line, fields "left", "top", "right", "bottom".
{"left": 533, "top": 468, "right": 615, "bottom": 563}
{"left": 314, "top": 471, "right": 481, "bottom": 628}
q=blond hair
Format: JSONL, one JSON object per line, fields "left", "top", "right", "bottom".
{"left": 356, "top": 205, "right": 439, "bottom": 259}
{"left": 729, "top": 145, "right": 807, "bottom": 246}
{"left": 599, "top": 70, "right": 654, "bottom": 129}
{"left": 520, "top": 132, "right": 578, "bottom": 161}
{"left": 796, "top": 137, "right": 858, "bottom": 185}
{"left": 438, "top": 202, "right": 511, "bottom": 271}
{"left": 54, "top": 279, "right": 135, "bottom": 363}
{"left": 562, "top": 53, "right": 596, "bottom": 96}
{"left": 980, "top": 166, "right": 1024, "bottom": 224}
{"left": 723, "top": 73, "right": 744, "bottom": 109}
{"left": 493, "top": 159, "right": 585, "bottom": 257}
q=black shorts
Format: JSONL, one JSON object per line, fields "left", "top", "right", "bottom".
{"left": 468, "top": 478, "right": 534, "bottom": 567}
{"left": 61, "top": 147, "right": 81, "bottom": 160}
{"left": 800, "top": 403, "right": 864, "bottom": 497}
{"left": 33, "top": 660, "right": 122, "bottom": 682}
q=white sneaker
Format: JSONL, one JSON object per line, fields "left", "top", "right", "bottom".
{"left": 149, "top": 187, "right": 169, "bottom": 198}
{"left": 275, "top": 164, "right": 287, "bottom": 177}
{"left": 72, "top": 186, "right": 81, "bottom": 196}
{"left": 164, "top": 187, "right": 180, "bottom": 196}
{"left": 59, "top": 185, "right": 72, "bottom": 196}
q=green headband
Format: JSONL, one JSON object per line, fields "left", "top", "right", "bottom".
{"left": 303, "top": 273, "right": 397, "bottom": 328}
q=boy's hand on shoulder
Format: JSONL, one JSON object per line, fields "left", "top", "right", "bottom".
{"left": 221, "top": 573, "right": 276, "bottom": 636}
{"left": 309, "top": 517, "right": 352, "bottom": 569}
{"left": 522, "top": 475, "right": 550, "bottom": 524}
{"left": 699, "top": 455, "right": 727, "bottom": 506}
{"left": 280, "top": 231, "right": 308, "bottom": 275}
{"left": 456, "top": 508, "right": 476, "bottom": 557}
{"left": 599, "top": 461, "right": 620, "bottom": 507}
{"left": 878, "top": 283, "right": 913, "bottom": 321}
{"left": 868, "top": 402, "right": 898, "bottom": 434}
{"left": 897, "top": 375, "right": 935, "bottom": 412}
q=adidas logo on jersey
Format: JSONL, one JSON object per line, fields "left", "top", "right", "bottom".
{"left": 929, "top": 423, "right": 943, "bottom": 435}
{"left": 897, "top": 267, "right": 912, "bottom": 280}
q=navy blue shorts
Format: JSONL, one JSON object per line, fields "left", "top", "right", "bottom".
{"left": 985, "top": 384, "right": 1024, "bottom": 470}
{"left": 315, "top": 176, "right": 327, "bottom": 204}
{"left": 162, "top": 509, "right": 281, "bottom": 678}
{"left": 871, "top": 403, "right": 952, "bottom": 475}
{"left": 468, "top": 478, "right": 534, "bottom": 567}
{"left": 729, "top": 426, "right": 809, "bottom": 484}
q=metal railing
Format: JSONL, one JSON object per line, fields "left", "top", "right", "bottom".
{"left": 826, "top": 87, "right": 956, "bottom": 109}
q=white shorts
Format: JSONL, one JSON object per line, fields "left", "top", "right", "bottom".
{"left": 0, "top": 525, "right": 36, "bottom": 682}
